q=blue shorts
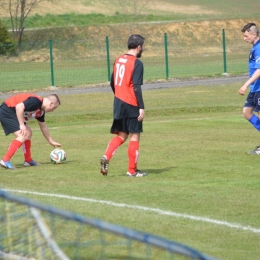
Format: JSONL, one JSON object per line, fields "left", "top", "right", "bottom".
{"left": 244, "top": 91, "right": 260, "bottom": 112}
{"left": 110, "top": 118, "right": 143, "bottom": 134}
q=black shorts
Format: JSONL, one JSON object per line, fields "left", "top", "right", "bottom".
{"left": 244, "top": 91, "right": 260, "bottom": 112}
{"left": 110, "top": 118, "right": 143, "bottom": 134}
{"left": 0, "top": 103, "right": 20, "bottom": 135}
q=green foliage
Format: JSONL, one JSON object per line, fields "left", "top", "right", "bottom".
{"left": 0, "top": 21, "right": 17, "bottom": 56}
{"left": 0, "top": 0, "right": 259, "bottom": 30}
{"left": 0, "top": 21, "right": 9, "bottom": 42}
{"left": 22, "top": 13, "right": 180, "bottom": 28}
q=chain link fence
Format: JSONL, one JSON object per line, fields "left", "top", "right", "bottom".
{"left": 0, "top": 27, "right": 251, "bottom": 92}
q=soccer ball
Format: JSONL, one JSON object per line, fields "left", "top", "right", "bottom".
{"left": 50, "top": 148, "right": 66, "bottom": 164}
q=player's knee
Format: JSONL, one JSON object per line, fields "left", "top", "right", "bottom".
{"left": 118, "top": 133, "right": 128, "bottom": 142}
{"left": 119, "top": 135, "right": 127, "bottom": 142}
{"left": 18, "top": 130, "right": 32, "bottom": 141}
{"left": 242, "top": 110, "right": 252, "bottom": 120}
{"left": 27, "top": 131, "right": 32, "bottom": 139}
{"left": 243, "top": 113, "right": 251, "bottom": 120}
{"left": 25, "top": 128, "right": 32, "bottom": 138}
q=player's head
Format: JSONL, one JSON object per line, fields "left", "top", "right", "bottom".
{"left": 241, "top": 23, "right": 259, "bottom": 44}
{"left": 43, "top": 94, "right": 60, "bottom": 112}
{"left": 128, "top": 34, "right": 145, "bottom": 58}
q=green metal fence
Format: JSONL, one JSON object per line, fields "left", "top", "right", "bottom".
{"left": 0, "top": 29, "right": 250, "bottom": 92}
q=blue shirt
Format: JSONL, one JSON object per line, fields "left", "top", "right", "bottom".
{"left": 249, "top": 39, "right": 260, "bottom": 92}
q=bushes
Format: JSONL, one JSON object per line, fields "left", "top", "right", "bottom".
{"left": 0, "top": 21, "right": 17, "bottom": 55}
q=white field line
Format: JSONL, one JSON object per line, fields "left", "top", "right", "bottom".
{"left": 4, "top": 189, "right": 260, "bottom": 234}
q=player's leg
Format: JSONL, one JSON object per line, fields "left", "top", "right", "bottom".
{"left": 253, "top": 111, "right": 260, "bottom": 152}
{"left": 100, "top": 133, "right": 126, "bottom": 175}
{"left": 0, "top": 107, "right": 23, "bottom": 169}
{"left": 244, "top": 91, "right": 260, "bottom": 154}
{"left": 23, "top": 125, "right": 39, "bottom": 166}
{"left": 104, "top": 133, "right": 127, "bottom": 161}
{"left": 243, "top": 106, "right": 254, "bottom": 120}
{"left": 1, "top": 130, "right": 25, "bottom": 169}
{"left": 127, "top": 132, "right": 140, "bottom": 175}
{"left": 126, "top": 118, "right": 147, "bottom": 177}
{"left": 243, "top": 91, "right": 260, "bottom": 128}
{"left": 100, "top": 119, "right": 127, "bottom": 175}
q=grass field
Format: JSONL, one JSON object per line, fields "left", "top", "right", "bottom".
{"left": 0, "top": 82, "right": 260, "bottom": 259}
{"left": 1, "top": 0, "right": 260, "bottom": 28}
{"left": 1, "top": 0, "right": 257, "bottom": 93}
{"left": 0, "top": 54, "right": 248, "bottom": 92}
{"left": 0, "top": 0, "right": 260, "bottom": 258}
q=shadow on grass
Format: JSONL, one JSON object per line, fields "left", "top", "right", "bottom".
{"left": 145, "top": 167, "right": 177, "bottom": 175}
{"left": 115, "top": 167, "right": 177, "bottom": 177}
{"left": 13, "top": 161, "right": 68, "bottom": 169}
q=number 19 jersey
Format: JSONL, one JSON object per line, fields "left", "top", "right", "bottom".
{"left": 112, "top": 54, "right": 144, "bottom": 119}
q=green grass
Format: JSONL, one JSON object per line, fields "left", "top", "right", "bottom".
{"left": 0, "top": 53, "right": 248, "bottom": 92}
{"left": 24, "top": 13, "right": 189, "bottom": 28}
{"left": 0, "top": 13, "right": 186, "bottom": 29}
{"left": 0, "top": 1, "right": 259, "bottom": 257}
{"left": 0, "top": 83, "right": 260, "bottom": 259}
{"left": 0, "top": 1, "right": 254, "bottom": 92}
{"left": 0, "top": 12, "right": 198, "bottom": 30}
{"left": 1, "top": 0, "right": 260, "bottom": 29}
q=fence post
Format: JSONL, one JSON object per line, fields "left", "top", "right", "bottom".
{"left": 222, "top": 29, "right": 227, "bottom": 75}
{"left": 164, "top": 33, "right": 169, "bottom": 79}
{"left": 49, "top": 40, "right": 55, "bottom": 87}
{"left": 106, "top": 36, "right": 111, "bottom": 82}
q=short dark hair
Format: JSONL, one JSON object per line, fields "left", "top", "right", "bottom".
{"left": 128, "top": 34, "right": 145, "bottom": 50}
{"left": 48, "top": 94, "right": 61, "bottom": 105}
{"left": 241, "top": 23, "right": 259, "bottom": 36}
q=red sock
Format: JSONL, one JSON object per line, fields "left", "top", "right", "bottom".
{"left": 23, "top": 140, "right": 32, "bottom": 162}
{"left": 128, "top": 141, "right": 139, "bottom": 174}
{"left": 3, "top": 140, "right": 23, "bottom": 162}
{"left": 104, "top": 136, "right": 124, "bottom": 161}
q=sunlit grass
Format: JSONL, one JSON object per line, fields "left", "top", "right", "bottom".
{"left": 0, "top": 83, "right": 259, "bottom": 259}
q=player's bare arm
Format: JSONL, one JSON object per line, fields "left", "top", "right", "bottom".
{"left": 15, "top": 102, "right": 27, "bottom": 136}
{"left": 239, "top": 69, "right": 260, "bottom": 95}
{"left": 38, "top": 121, "right": 61, "bottom": 147}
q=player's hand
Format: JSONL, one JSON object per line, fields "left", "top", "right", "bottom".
{"left": 138, "top": 109, "right": 145, "bottom": 121}
{"left": 50, "top": 141, "right": 61, "bottom": 147}
{"left": 239, "top": 85, "right": 247, "bottom": 95}
{"left": 19, "top": 124, "right": 27, "bottom": 136}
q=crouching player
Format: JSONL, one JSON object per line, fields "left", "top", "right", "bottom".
{"left": 0, "top": 93, "right": 61, "bottom": 169}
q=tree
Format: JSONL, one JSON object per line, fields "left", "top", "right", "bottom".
{"left": 0, "top": 20, "right": 16, "bottom": 55}
{"left": 0, "top": 0, "right": 53, "bottom": 46}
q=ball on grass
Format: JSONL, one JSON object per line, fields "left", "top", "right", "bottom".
{"left": 50, "top": 148, "right": 66, "bottom": 164}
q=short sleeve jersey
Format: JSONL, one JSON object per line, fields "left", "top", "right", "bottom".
{"left": 4, "top": 93, "right": 45, "bottom": 122}
{"left": 249, "top": 39, "right": 260, "bottom": 92}
{"left": 112, "top": 54, "right": 144, "bottom": 119}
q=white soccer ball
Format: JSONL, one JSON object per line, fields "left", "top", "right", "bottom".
{"left": 50, "top": 148, "right": 66, "bottom": 164}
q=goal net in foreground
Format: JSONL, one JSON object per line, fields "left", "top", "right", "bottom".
{"left": 0, "top": 189, "right": 218, "bottom": 260}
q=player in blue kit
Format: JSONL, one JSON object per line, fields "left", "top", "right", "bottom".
{"left": 239, "top": 23, "right": 260, "bottom": 154}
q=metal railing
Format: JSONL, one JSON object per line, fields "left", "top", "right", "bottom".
{"left": 0, "top": 29, "right": 249, "bottom": 92}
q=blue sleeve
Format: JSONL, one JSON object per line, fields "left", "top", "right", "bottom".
{"left": 254, "top": 44, "right": 260, "bottom": 69}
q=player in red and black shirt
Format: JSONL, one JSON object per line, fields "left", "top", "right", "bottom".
{"left": 0, "top": 93, "right": 61, "bottom": 169}
{"left": 100, "top": 34, "right": 147, "bottom": 177}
